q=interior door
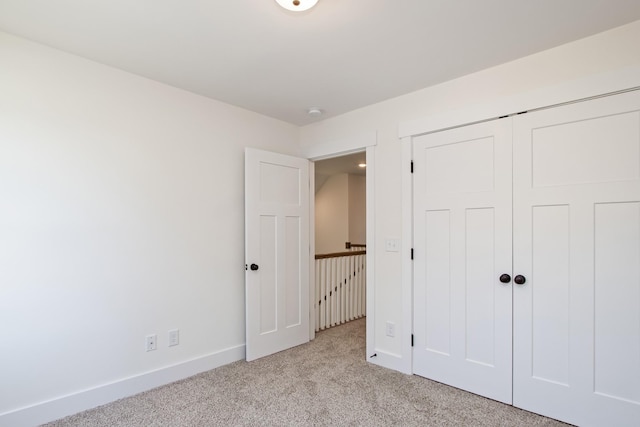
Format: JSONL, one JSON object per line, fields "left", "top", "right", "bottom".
{"left": 245, "top": 148, "right": 310, "bottom": 361}
{"left": 413, "top": 119, "right": 513, "bottom": 404}
{"left": 512, "top": 90, "right": 640, "bottom": 427}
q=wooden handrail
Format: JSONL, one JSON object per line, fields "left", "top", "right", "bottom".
{"left": 315, "top": 250, "right": 366, "bottom": 260}
{"left": 345, "top": 242, "right": 366, "bottom": 249}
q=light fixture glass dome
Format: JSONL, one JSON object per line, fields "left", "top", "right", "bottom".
{"left": 275, "top": 0, "right": 318, "bottom": 12}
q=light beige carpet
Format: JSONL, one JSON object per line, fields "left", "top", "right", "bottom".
{"left": 44, "top": 318, "right": 568, "bottom": 426}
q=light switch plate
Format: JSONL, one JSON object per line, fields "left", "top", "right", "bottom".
{"left": 386, "top": 322, "right": 396, "bottom": 337}
{"left": 385, "top": 238, "right": 400, "bottom": 252}
{"left": 168, "top": 329, "right": 179, "bottom": 347}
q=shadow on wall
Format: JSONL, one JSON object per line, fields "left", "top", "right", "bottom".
{"left": 314, "top": 152, "right": 366, "bottom": 255}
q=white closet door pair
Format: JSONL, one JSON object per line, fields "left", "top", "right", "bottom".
{"left": 413, "top": 90, "right": 640, "bottom": 427}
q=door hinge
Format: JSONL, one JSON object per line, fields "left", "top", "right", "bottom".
{"left": 411, "top": 334, "right": 414, "bottom": 347}
{"left": 500, "top": 110, "right": 528, "bottom": 119}
{"left": 411, "top": 248, "right": 414, "bottom": 260}
{"left": 410, "top": 161, "right": 414, "bottom": 173}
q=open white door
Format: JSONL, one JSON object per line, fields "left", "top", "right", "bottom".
{"left": 245, "top": 148, "right": 310, "bottom": 361}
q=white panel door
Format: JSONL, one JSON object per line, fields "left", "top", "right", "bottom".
{"left": 245, "top": 148, "right": 309, "bottom": 361}
{"left": 513, "top": 90, "right": 640, "bottom": 426}
{"left": 413, "top": 119, "right": 513, "bottom": 404}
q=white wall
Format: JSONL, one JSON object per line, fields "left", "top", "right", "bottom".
{"left": 300, "top": 20, "right": 640, "bottom": 371}
{"left": 314, "top": 173, "right": 349, "bottom": 254}
{"left": 0, "top": 32, "right": 299, "bottom": 425}
{"left": 348, "top": 175, "right": 366, "bottom": 244}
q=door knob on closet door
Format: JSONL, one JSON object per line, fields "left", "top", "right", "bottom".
{"left": 250, "top": 263, "right": 259, "bottom": 271}
{"left": 499, "top": 274, "right": 511, "bottom": 283}
{"left": 514, "top": 275, "right": 526, "bottom": 285}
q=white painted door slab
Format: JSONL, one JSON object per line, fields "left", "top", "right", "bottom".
{"left": 513, "top": 90, "right": 640, "bottom": 427}
{"left": 245, "top": 148, "right": 309, "bottom": 361}
{"left": 413, "top": 119, "right": 513, "bottom": 404}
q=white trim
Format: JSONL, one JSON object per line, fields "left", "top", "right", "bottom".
{"left": 365, "top": 145, "right": 376, "bottom": 360}
{"left": 305, "top": 132, "right": 377, "bottom": 363}
{"left": 400, "top": 137, "right": 413, "bottom": 375}
{"left": 0, "top": 345, "right": 245, "bottom": 427}
{"left": 308, "top": 160, "right": 316, "bottom": 340}
{"left": 302, "top": 131, "right": 377, "bottom": 159}
{"left": 368, "top": 350, "right": 406, "bottom": 373}
{"left": 399, "top": 65, "right": 640, "bottom": 138}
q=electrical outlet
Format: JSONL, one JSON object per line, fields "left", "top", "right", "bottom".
{"left": 386, "top": 322, "right": 396, "bottom": 337}
{"left": 145, "top": 334, "right": 157, "bottom": 352}
{"left": 168, "top": 329, "right": 179, "bottom": 347}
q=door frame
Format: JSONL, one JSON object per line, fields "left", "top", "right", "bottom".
{"left": 400, "top": 65, "right": 640, "bottom": 374}
{"left": 302, "top": 131, "right": 377, "bottom": 359}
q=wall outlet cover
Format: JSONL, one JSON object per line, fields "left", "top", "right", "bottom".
{"left": 145, "top": 334, "right": 157, "bottom": 352}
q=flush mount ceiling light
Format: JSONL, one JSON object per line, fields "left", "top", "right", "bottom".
{"left": 307, "top": 107, "right": 323, "bottom": 117}
{"left": 276, "top": 0, "right": 318, "bottom": 12}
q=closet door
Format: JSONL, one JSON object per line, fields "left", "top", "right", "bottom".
{"left": 413, "top": 119, "right": 513, "bottom": 404}
{"left": 513, "top": 90, "right": 640, "bottom": 427}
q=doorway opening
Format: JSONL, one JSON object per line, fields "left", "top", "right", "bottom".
{"left": 313, "top": 151, "right": 367, "bottom": 333}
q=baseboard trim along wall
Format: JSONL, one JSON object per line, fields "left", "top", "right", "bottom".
{"left": 370, "top": 349, "right": 410, "bottom": 375}
{"left": 0, "top": 345, "right": 246, "bottom": 427}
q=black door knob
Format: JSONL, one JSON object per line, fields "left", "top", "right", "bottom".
{"left": 250, "top": 263, "right": 259, "bottom": 271}
{"left": 514, "top": 275, "right": 526, "bottom": 285}
{"left": 499, "top": 274, "right": 511, "bottom": 283}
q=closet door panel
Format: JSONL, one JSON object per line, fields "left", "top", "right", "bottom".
{"left": 594, "top": 202, "right": 640, "bottom": 403}
{"left": 530, "top": 111, "right": 640, "bottom": 187}
{"left": 423, "top": 209, "right": 451, "bottom": 354}
{"left": 531, "top": 204, "right": 570, "bottom": 385}
{"left": 513, "top": 90, "right": 640, "bottom": 427}
{"left": 413, "top": 119, "right": 513, "bottom": 404}
{"left": 465, "top": 207, "right": 498, "bottom": 366}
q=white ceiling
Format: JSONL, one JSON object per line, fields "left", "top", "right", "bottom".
{"left": 315, "top": 152, "right": 366, "bottom": 177}
{"left": 314, "top": 152, "right": 366, "bottom": 193}
{"left": 1, "top": 1, "right": 640, "bottom": 126}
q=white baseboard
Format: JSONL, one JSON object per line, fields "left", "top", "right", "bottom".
{"left": 0, "top": 345, "right": 245, "bottom": 427}
{"left": 368, "top": 349, "right": 411, "bottom": 375}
